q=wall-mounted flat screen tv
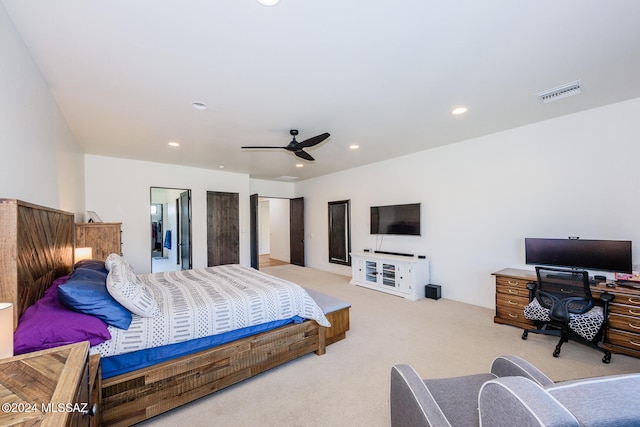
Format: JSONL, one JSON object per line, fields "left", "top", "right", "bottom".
{"left": 525, "top": 238, "right": 632, "bottom": 273}
{"left": 370, "top": 203, "right": 421, "bottom": 236}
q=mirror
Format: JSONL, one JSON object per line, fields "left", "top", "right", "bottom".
{"left": 150, "top": 187, "right": 192, "bottom": 272}
{"left": 328, "top": 200, "right": 351, "bottom": 266}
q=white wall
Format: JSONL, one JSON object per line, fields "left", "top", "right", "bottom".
{"left": 84, "top": 155, "right": 251, "bottom": 274}
{"left": 258, "top": 200, "right": 271, "bottom": 255}
{"left": 267, "top": 198, "right": 291, "bottom": 263}
{"left": 296, "top": 98, "right": 640, "bottom": 309}
{"left": 249, "top": 179, "right": 295, "bottom": 199}
{"left": 0, "top": 4, "right": 84, "bottom": 215}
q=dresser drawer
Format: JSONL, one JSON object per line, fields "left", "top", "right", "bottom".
{"left": 610, "top": 293, "right": 640, "bottom": 309}
{"left": 609, "top": 303, "right": 640, "bottom": 319}
{"left": 606, "top": 327, "right": 640, "bottom": 351}
{"left": 608, "top": 312, "right": 640, "bottom": 333}
{"left": 496, "top": 276, "right": 532, "bottom": 290}
{"left": 495, "top": 293, "right": 534, "bottom": 326}
{"left": 496, "top": 283, "right": 530, "bottom": 298}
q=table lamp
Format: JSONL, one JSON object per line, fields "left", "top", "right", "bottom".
{"left": 0, "top": 303, "right": 13, "bottom": 358}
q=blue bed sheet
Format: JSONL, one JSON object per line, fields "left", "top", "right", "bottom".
{"left": 101, "top": 316, "right": 303, "bottom": 379}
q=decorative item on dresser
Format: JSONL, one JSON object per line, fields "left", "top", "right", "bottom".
{"left": 74, "top": 222, "right": 122, "bottom": 262}
{"left": 0, "top": 341, "right": 100, "bottom": 427}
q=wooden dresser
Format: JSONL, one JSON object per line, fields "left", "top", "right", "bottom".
{"left": 0, "top": 341, "right": 101, "bottom": 426}
{"left": 75, "top": 222, "right": 122, "bottom": 262}
{"left": 492, "top": 268, "right": 537, "bottom": 329}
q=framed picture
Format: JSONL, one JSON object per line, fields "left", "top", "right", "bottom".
{"left": 87, "top": 211, "right": 103, "bottom": 223}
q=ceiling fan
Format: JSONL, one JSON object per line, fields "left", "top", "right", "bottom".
{"left": 242, "top": 129, "right": 330, "bottom": 161}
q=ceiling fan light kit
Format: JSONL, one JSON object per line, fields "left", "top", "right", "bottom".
{"left": 242, "top": 129, "right": 330, "bottom": 161}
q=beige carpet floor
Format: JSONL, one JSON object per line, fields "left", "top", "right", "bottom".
{"left": 137, "top": 265, "right": 640, "bottom": 427}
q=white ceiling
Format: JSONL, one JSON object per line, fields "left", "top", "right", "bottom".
{"left": 4, "top": 1, "right": 640, "bottom": 181}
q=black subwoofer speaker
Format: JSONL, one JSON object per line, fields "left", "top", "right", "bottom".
{"left": 425, "top": 284, "right": 441, "bottom": 300}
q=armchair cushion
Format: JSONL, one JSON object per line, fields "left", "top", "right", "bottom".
{"left": 547, "top": 374, "right": 640, "bottom": 427}
{"left": 479, "top": 376, "right": 578, "bottom": 427}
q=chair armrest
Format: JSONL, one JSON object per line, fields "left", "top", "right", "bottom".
{"left": 598, "top": 292, "right": 614, "bottom": 303}
{"left": 490, "top": 355, "right": 554, "bottom": 387}
{"left": 526, "top": 281, "right": 536, "bottom": 301}
{"left": 390, "top": 365, "right": 449, "bottom": 427}
{"left": 479, "top": 377, "right": 578, "bottom": 427}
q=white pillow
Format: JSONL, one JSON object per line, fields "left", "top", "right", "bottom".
{"left": 106, "top": 263, "right": 159, "bottom": 317}
{"left": 105, "top": 253, "right": 124, "bottom": 271}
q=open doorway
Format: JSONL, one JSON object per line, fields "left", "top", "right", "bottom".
{"left": 258, "top": 197, "right": 291, "bottom": 268}
{"left": 150, "top": 187, "right": 192, "bottom": 273}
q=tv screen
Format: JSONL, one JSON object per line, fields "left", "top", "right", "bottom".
{"left": 525, "top": 238, "right": 632, "bottom": 273}
{"left": 370, "top": 203, "right": 421, "bottom": 236}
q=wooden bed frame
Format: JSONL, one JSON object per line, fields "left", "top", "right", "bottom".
{"left": 0, "top": 199, "right": 350, "bottom": 426}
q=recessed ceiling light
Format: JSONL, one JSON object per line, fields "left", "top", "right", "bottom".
{"left": 219, "top": 165, "right": 225, "bottom": 169}
{"left": 295, "top": 163, "right": 304, "bottom": 168}
{"left": 257, "top": 0, "right": 280, "bottom": 5}
{"left": 168, "top": 141, "right": 180, "bottom": 147}
{"left": 191, "top": 102, "right": 207, "bottom": 110}
{"left": 349, "top": 144, "right": 359, "bottom": 150}
{"left": 452, "top": 107, "right": 468, "bottom": 115}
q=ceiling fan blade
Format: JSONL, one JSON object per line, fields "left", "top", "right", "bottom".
{"left": 241, "top": 146, "right": 286, "bottom": 149}
{"left": 296, "top": 132, "right": 330, "bottom": 149}
{"left": 295, "top": 150, "right": 314, "bottom": 161}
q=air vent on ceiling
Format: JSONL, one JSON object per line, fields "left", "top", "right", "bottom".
{"left": 536, "top": 80, "right": 582, "bottom": 104}
{"left": 276, "top": 175, "right": 298, "bottom": 181}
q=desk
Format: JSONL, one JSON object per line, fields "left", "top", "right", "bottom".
{"left": 493, "top": 268, "right": 640, "bottom": 360}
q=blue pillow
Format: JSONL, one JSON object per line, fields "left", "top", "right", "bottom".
{"left": 58, "top": 268, "right": 132, "bottom": 330}
{"left": 74, "top": 259, "right": 109, "bottom": 276}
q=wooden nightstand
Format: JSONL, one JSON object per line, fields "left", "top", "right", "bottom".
{"left": 75, "top": 222, "right": 122, "bottom": 262}
{"left": 0, "top": 341, "right": 100, "bottom": 426}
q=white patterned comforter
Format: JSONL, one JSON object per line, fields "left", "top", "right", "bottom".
{"left": 91, "top": 264, "right": 330, "bottom": 358}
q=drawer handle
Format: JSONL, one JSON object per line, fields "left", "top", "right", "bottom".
{"left": 83, "top": 403, "right": 98, "bottom": 417}
{"left": 508, "top": 313, "right": 519, "bottom": 318}
{"left": 629, "top": 322, "right": 640, "bottom": 330}
{"left": 508, "top": 289, "right": 520, "bottom": 294}
{"left": 507, "top": 280, "right": 519, "bottom": 285}
{"left": 629, "top": 297, "right": 640, "bottom": 304}
{"left": 630, "top": 340, "right": 640, "bottom": 347}
{"left": 629, "top": 309, "right": 640, "bottom": 316}
{"left": 507, "top": 300, "right": 518, "bottom": 306}
{"left": 560, "top": 288, "right": 572, "bottom": 294}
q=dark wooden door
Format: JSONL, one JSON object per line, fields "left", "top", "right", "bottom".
{"left": 207, "top": 191, "right": 239, "bottom": 266}
{"left": 290, "top": 197, "right": 305, "bottom": 266}
{"left": 179, "top": 191, "right": 192, "bottom": 270}
{"left": 250, "top": 193, "right": 259, "bottom": 269}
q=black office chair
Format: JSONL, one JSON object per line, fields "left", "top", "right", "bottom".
{"left": 522, "top": 266, "right": 613, "bottom": 363}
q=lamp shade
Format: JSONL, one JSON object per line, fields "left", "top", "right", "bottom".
{"left": 0, "top": 303, "right": 13, "bottom": 359}
{"left": 75, "top": 247, "right": 93, "bottom": 262}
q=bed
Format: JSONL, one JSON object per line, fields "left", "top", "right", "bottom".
{"left": 0, "top": 199, "right": 350, "bottom": 426}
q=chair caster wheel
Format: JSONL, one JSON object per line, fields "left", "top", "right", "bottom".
{"left": 553, "top": 349, "right": 560, "bottom": 358}
{"left": 602, "top": 352, "right": 611, "bottom": 364}
{"left": 522, "top": 331, "right": 528, "bottom": 340}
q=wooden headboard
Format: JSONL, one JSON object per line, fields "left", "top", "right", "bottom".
{"left": 0, "top": 199, "right": 74, "bottom": 329}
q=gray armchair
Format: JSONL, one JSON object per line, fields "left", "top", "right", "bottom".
{"left": 390, "top": 355, "right": 640, "bottom": 427}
